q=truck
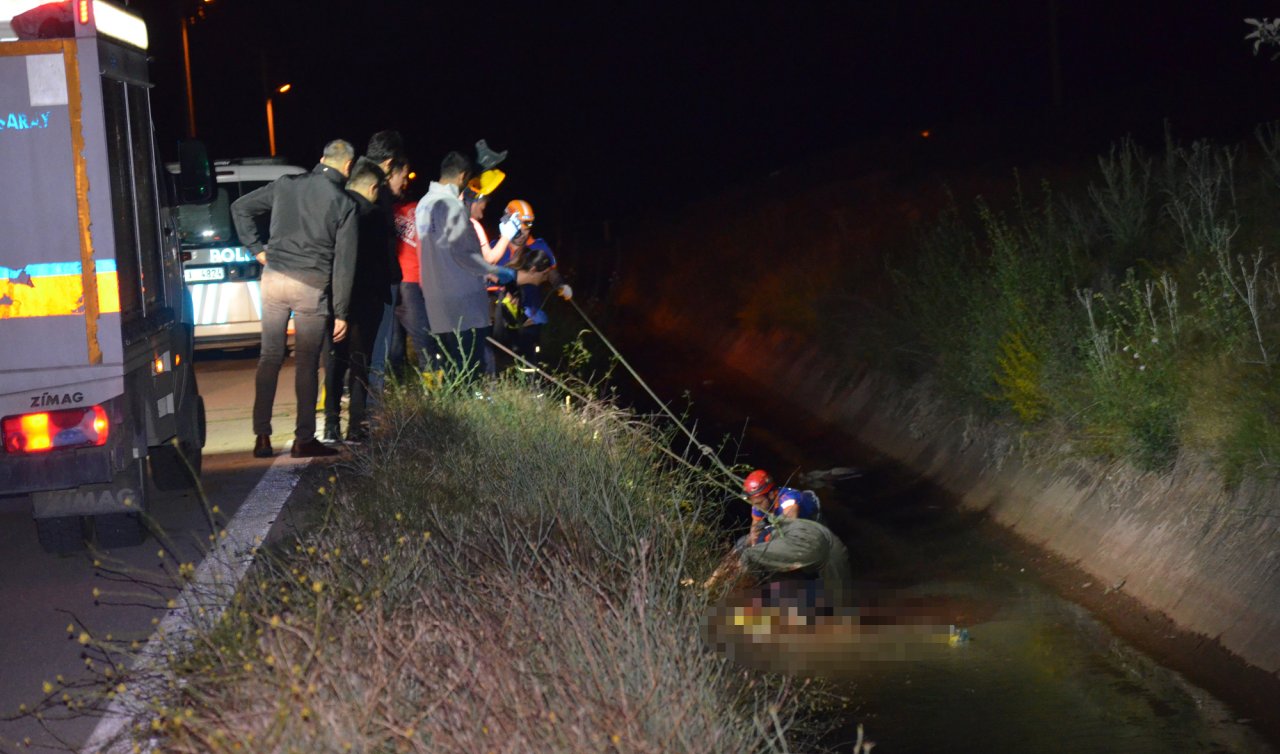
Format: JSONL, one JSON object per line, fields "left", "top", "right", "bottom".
{"left": 0, "top": 0, "right": 213, "bottom": 553}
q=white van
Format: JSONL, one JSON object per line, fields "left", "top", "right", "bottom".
{"left": 172, "top": 159, "right": 306, "bottom": 349}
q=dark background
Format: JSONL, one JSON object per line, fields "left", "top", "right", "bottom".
{"left": 123, "top": 1, "right": 1280, "bottom": 231}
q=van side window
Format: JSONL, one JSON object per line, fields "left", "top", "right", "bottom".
{"left": 101, "top": 77, "right": 164, "bottom": 324}
{"left": 128, "top": 86, "right": 163, "bottom": 315}
{"left": 102, "top": 79, "right": 140, "bottom": 324}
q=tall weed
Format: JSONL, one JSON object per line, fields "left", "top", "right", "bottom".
{"left": 1074, "top": 272, "right": 1185, "bottom": 470}
{"left": 1254, "top": 120, "right": 1280, "bottom": 193}
{"left": 1088, "top": 136, "right": 1153, "bottom": 256}
{"left": 1161, "top": 130, "right": 1239, "bottom": 259}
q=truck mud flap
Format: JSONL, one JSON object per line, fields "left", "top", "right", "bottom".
{"left": 31, "top": 460, "right": 144, "bottom": 519}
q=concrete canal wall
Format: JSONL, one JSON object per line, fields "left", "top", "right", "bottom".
{"left": 645, "top": 316, "right": 1280, "bottom": 676}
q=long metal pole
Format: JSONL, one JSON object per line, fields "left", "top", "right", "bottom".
{"left": 265, "top": 96, "right": 276, "bottom": 156}
{"left": 180, "top": 16, "right": 197, "bottom": 137}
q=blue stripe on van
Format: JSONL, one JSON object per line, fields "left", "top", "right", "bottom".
{"left": 1, "top": 260, "right": 117, "bottom": 279}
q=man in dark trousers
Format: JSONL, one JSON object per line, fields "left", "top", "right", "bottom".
{"left": 323, "top": 158, "right": 389, "bottom": 442}
{"left": 231, "top": 139, "right": 359, "bottom": 458}
{"left": 364, "top": 130, "right": 411, "bottom": 386}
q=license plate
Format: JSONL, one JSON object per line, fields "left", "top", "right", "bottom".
{"left": 184, "top": 267, "right": 225, "bottom": 282}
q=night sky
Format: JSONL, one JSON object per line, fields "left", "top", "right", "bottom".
{"left": 124, "top": 0, "right": 1280, "bottom": 231}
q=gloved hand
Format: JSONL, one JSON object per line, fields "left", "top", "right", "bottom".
{"left": 490, "top": 266, "right": 516, "bottom": 285}
{"left": 558, "top": 284, "right": 573, "bottom": 301}
{"left": 499, "top": 213, "right": 523, "bottom": 241}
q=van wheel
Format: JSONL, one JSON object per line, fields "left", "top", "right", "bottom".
{"left": 36, "top": 516, "right": 87, "bottom": 555}
{"left": 151, "top": 385, "right": 204, "bottom": 491}
{"left": 93, "top": 513, "right": 149, "bottom": 549}
{"left": 150, "top": 440, "right": 201, "bottom": 490}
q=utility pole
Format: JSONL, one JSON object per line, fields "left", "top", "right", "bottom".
{"left": 180, "top": 15, "right": 196, "bottom": 137}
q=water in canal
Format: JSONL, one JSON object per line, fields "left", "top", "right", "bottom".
{"left": 705, "top": 465, "right": 1273, "bottom": 754}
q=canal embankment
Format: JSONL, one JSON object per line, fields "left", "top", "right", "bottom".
{"left": 623, "top": 310, "right": 1280, "bottom": 742}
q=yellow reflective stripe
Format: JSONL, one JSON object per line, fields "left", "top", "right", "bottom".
{"left": 98, "top": 271, "right": 120, "bottom": 313}
{"left": 0, "top": 268, "right": 119, "bottom": 319}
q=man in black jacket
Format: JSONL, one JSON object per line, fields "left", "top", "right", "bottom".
{"left": 231, "top": 139, "right": 359, "bottom": 458}
{"left": 364, "top": 130, "right": 411, "bottom": 388}
{"left": 323, "top": 158, "right": 389, "bottom": 442}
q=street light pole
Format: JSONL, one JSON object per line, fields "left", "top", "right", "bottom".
{"left": 265, "top": 83, "right": 291, "bottom": 157}
{"left": 265, "top": 97, "right": 276, "bottom": 156}
{"left": 180, "top": 15, "right": 197, "bottom": 137}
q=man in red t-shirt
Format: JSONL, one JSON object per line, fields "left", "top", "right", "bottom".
{"left": 393, "top": 199, "right": 437, "bottom": 369}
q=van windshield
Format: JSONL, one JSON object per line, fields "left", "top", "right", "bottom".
{"left": 176, "top": 181, "right": 268, "bottom": 249}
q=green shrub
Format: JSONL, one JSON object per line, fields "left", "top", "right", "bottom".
{"left": 1073, "top": 271, "right": 1185, "bottom": 470}
{"left": 883, "top": 123, "right": 1280, "bottom": 480}
{"left": 993, "top": 329, "right": 1047, "bottom": 423}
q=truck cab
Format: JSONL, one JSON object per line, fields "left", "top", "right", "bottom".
{"left": 0, "top": 1, "right": 210, "bottom": 553}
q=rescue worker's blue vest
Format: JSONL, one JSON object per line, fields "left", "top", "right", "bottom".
{"left": 750, "top": 487, "right": 821, "bottom": 542}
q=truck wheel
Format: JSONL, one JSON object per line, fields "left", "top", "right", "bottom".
{"left": 151, "top": 389, "right": 204, "bottom": 491}
{"left": 36, "top": 516, "right": 87, "bottom": 555}
{"left": 149, "top": 442, "right": 200, "bottom": 490}
{"left": 93, "top": 513, "right": 149, "bottom": 549}
{"left": 195, "top": 391, "right": 206, "bottom": 455}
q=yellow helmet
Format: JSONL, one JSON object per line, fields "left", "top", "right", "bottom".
{"left": 466, "top": 169, "right": 506, "bottom": 199}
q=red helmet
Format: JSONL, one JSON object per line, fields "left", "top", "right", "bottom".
{"left": 743, "top": 470, "right": 775, "bottom": 498}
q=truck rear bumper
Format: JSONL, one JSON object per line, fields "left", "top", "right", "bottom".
{"left": 0, "top": 445, "right": 114, "bottom": 498}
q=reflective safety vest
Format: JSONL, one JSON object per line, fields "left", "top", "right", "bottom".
{"left": 751, "top": 487, "right": 821, "bottom": 543}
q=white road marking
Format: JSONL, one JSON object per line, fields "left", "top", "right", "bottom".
{"left": 83, "top": 453, "right": 310, "bottom": 754}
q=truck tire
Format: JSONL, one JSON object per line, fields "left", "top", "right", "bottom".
{"left": 151, "top": 380, "right": 204, "bottom": 491}
{"left": 36, "top": 516, "right": 87, "bottom": 555}
{"left": 95, "top": 460, "right": 149, "bottom": 549}
{"left": 93, "top": 513, "right": 148, "bottom": 549}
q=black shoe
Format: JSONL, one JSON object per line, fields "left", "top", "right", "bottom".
{"left": 321, "top": 424, "right": 342, "bottom": 443}
{"left": 291, "top": 438, "right": 340, "bottom": 458}
{"left": 345, "top": 421, "right": 369, "bottom": 443}
{"left": 253, "top": 435, "right": 273, "bottom": 458}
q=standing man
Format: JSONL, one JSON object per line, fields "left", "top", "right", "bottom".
{"left": 415, "top": 151, "right": 543, "bottom": 378}
{"left": 323, "top": 158, "right": 389, "bottom": 443}
{"left": 365, "top": 130, "right": 411, "bottom": 386}
{"left": 232, "top": 139, "right": 359, "bottom": 458}
{"left": 392, "top": 196, "right": 433, "bottom": 371}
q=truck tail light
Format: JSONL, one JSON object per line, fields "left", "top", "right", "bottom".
{"left": 2, "top": 405, "right": 109, "bottom": 454}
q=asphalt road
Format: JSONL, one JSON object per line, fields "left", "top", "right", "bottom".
{"left": 0, "top": 351, "right": 313, "bottom": 753}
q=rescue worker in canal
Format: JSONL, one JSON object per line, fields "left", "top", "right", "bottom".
{"left": 704, "top": 468, "right": 833, "bottom": 593}
{"left": 743, "top": 469, "right": 822, "bottom": 544}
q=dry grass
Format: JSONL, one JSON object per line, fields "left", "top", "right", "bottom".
{"left": 133, "top": 377, "right": 818, "bottom": 753}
